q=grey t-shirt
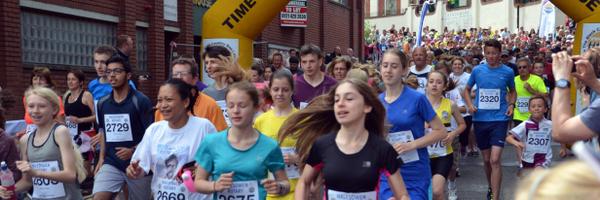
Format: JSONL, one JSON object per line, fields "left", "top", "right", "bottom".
{"left": 581, "top": 98, "right": 600, "bottom": 134}
{"left": 203, "top": 84, "right": 228, "bottom": 101}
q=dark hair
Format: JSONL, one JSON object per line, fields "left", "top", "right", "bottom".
{"left": 529, "top": 95, "right": 548, "bottom": 108}
{"left": 484, "top": 39, "right": 502, "bottom": 51}
{"left": 67, "top": 69, "right": 86, "bottom": 88}
{"left": 164, "top": 154, "right": 178, "bottom": 165}
{"left": 202, "top": 45, "right": 232, "bottom": 60}
{"left": 300, "top": 44, "right": 323, "bottom": 59}
{"left": 31, "top": 67, "right": 56, "bottom": 88}
{"left": 106, "top": 55, "right": 132, "bottom": 72}
{"left": 278, "top": 79, "right": 386, "bottom": 163}
{"left": 251, "top": 63, "right": 264, "bottom": 77}
{"left": 171, "top": 57, "right": 198, "bottom": 77}
{"left": 383, "top": 48, "right": 410, "bottom": 69}
{"left": 162, "top": 79, "right": 197, "bottom": 114}
{"left": 94, "top": 45, "right": 116, "bottom": 56}
{"left": 326, "top": 56, "right": 353, "bottom": 77}
{"left": 226, "top": 81, "right": 260, "bottom": 107}
{"left": 269, "top": 70, "right": 295, "bottom": 91}
{"left": 428, "top": 71, "right": 455, "bottom": 95}
{"left": 289, "top": 56, "right": 299, "bottom": 64}
{"left": 116, "top": 35, "right": 131, "bottom": 48}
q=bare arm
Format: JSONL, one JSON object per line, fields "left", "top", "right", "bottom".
{"left": 387, "top": 170, "right": 410, "bottom": 200}
{"left": 414, "top": 116, "right": 446, "bottom": 149}
{"left": 295, "top": 164, "right": 320, "bottom": 200}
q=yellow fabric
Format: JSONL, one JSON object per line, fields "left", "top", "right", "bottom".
{"left": 513, "top": 75, "right": 548, "bottom": 121}
{"left": 254, "top": 108, "right": 298, "bottom": 200}
{"left": 432, "top": 98, "right": 454, "bottom": 157}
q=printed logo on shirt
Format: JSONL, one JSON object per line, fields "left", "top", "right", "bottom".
{"left": 362, "top": 161, "right": 371, "bottom": 168}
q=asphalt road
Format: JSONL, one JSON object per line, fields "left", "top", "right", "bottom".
{"left": 453, "top": 143, "right": 565, "bottom": 200}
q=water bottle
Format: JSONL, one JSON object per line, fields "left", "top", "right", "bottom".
{"left": 0, "top": 161, "right": 16, "bottom": 200}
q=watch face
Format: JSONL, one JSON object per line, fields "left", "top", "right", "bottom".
{"left": 557, "top": 80, "right": 569, "bottom": 88}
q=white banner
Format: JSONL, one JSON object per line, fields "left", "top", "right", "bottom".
{"left": 538, "top": 0, "right": 555, "bottom": 39}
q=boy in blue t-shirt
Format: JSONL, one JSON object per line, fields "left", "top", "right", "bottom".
{"left": 463, "top": 39, "right": 516, "bottom": 200}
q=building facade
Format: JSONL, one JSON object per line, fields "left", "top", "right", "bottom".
{"left": 366, "top": 0, "right": 567, "bottom": 33}
{"left": 0, "top": 0, "right": 363, "bottom": 120}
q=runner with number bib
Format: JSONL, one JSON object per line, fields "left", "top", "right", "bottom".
{"left": 512, "top": 58, "right": 548, "bottom": 126}
{"left": 92, "top": 55, "right": 153, "bottom": 200}
{"left": 280, "top": 79, "right": 409, "bottom": 200}
{"left": 0, "top": 87, "right": 82, "bottom": 199}
{"left": 426, "top": 71, "right": 466, "bottom": 200}
{"left": 506, "top": 96, "right": 552, "bottom": 177}
{"left": 463, "top": 40, "right": 517, "bottom": 200}
{"left": 254, "top": 71, "right": 299, "bottom": 200}
{"left": 293, "top": 44, "right": 337, "bottom": 109}
{"left": 379, "top": 49, "right": 446, "bottom": 200}
{"left": 194, "top": 81, "right": 290, "bottom": 200}
{"left": 127, "top": 79, "right": 217, "bottom": 200}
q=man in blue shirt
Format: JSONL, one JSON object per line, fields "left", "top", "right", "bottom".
{"left": 92, "top": 55, "right": 154, "bottom": 200}
{"left": 463, "top": 39, "right": 516, "bottom": 200}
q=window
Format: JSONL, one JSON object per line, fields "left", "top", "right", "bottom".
{"left": 414, "top": 0, "right": 436, "bottom": 16}
{"left": 368, "top": 0, "right": 378, "bottom": 17}
{"left": 515, "top": 0, "right": 540, "bottom": 5}
{"left": 136, "top": 29, "right": 148, "bottom": 71}
{"left": 481, "top": 0, "right": 502, "bottom": 3}
{"left": 385, "top": 0, "right": 398, "bottom": 16}
{"left": 447, "top": 0, "right": 471, "bottom": 10}
{"left": 330, "top": 0, "right": 348, "bottom": 6}
{"left": 21, "top": 11, "right": 116, "bottom": 67}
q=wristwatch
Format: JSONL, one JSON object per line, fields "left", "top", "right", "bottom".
{"left": 555, "top": 79, "right": 571, "bottom": 88}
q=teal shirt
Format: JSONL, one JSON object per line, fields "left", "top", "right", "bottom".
{"left": 195, "top": 129, "right": 285, "bottom": 200}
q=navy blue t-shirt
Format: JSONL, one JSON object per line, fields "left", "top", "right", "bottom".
{"left": 97, "top": 87, "right": 154, "bottom": 172}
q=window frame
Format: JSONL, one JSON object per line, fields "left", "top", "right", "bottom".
{"left": 446, "top": 0, "right": 472, "bottom": 11}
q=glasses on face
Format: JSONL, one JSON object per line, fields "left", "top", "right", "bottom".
{"left": 105, "top": 68, "right": 126, "bottom": 75}
{"left": 172, "top": 71, "right": 192, "bottom": 78}
{"left": 518, "top": 66, "right": 529, "bottom": 69}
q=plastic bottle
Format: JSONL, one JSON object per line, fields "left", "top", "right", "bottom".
{"left": 0, "top": 161, "right": 17, "bottom": 200}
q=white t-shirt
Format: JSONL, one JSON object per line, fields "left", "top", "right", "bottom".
{"left": 445, "top": 88, "right": 468, "bottom": 121}
{"left": 409, "top": 65, "right": 433, "bottom": 94}
{"left": 510, "top": 118, "right": 553, "bottom": 167}
{"left": 132, "top": 117, "right": 217, "bottom": 200}
{"left": 450, "top": 72, "right": 471, "bottom": 93}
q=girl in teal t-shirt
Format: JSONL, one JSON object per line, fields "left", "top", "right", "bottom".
{"left": 194, "top": 81, "right": 289, "bottom": 200}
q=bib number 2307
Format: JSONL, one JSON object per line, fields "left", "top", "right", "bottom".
{"left": 217, "top": 181, "right": 258, "bottom": 200}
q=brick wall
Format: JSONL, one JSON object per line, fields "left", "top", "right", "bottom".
{"left": 1, "top": 0, "right": 191, "bottom": 120}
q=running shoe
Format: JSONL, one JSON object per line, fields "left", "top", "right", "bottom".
{"left": 487, "top": 187, "right": 494, "bottom": 200}
{"left": 448, "top": 181, "right": 458, "bottom": 200}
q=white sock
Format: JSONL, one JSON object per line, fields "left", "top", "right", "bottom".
{"left": 447, "top": 180, "right": 456, "bottom": 189}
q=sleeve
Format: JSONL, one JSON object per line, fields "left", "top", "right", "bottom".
{"left": 510, "top": 121, "right": 526, "bottom": 140}
{"left": 140, "top": 97, "right": 155, "bottom": 130}
{"left": 154, "top": 109, "right": 163, "bottom": 122}
{"left": 265, "top": 146, "right": 285, "bottom": 173}
{"left": 419, "top": 95, "right": 437, "bottom": 122}
{"left": 96, "top": 100, "right": 105, "bottom": 131}
{"left": 506, "top": 70, "right": 516, "bottom": 90}
{"left": 580, "top": 99, "right": 600, "bottom": 134}
{"left": 194, "top": 137, "right": 214, "bottom": 173}
{"left": 204, "top": 120, "right": 218, "bottom": 135}
{"left": 305, "top": 141, "right": 322, "bottom": 167}
{"left": 208, "top": 103, "right": 228, "bottom": 131}
{"left": 467, "top": 68, "right": 476, "bottom": 88}
{"left": 131, "top": 125, "right": 154, "bottom": 173}
{"left": 380, "top": 142, "right": 400, "bottom": 176}
{"left": 535, "top": 77, "right": 548, "bottom": 94}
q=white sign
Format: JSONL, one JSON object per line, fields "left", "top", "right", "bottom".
{"left": 281, "top": 147, "right": 300, "bottom": 179}
{"left": 387, "top": 131, "right": 419, "bottom": 163}
{"left": 164, "top": 0, "right": 178, "bottom": 21}
{"left": 201, "top": 39, "right": 240, "bottom": 85}
{"left": 581, "top": 23, "right": 600, "bottom": 55}
{"left": 443, "top": 10, "right": 473, "bottom": 30}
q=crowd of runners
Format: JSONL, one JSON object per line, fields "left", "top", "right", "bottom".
{"left": 0, "top": 22, "right": 599, "bottom": 200}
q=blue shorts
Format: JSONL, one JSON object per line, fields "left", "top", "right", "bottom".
{"left": 473, "top": 121, "right": 509, "bottom": 150}
{"left": 380, "top": 174, "right": 430, "bottom": 200}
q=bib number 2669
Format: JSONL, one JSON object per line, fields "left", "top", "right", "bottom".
{"left": 156, "top": 191, "right": 185, "bottom": 200}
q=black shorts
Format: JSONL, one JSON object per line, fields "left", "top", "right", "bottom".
{"left": 430, "top": 153, "right": 454, "bottom": 178}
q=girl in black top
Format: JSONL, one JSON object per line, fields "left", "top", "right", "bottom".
{"left": 280, "top": 79, "right": 409, "bottom": 200}
{"left": 64, "top": 70, "right": 95, "bottom": 136}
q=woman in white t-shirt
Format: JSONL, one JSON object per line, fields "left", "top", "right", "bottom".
{"left": 126, "top": 79, "right": 217, "bottom": 200}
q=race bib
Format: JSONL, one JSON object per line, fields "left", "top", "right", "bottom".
{"left": 387, "top": 131, "right": 419, "bottom": 163}
{"left": 155, "top": 178, "right": 188, "bottom": 200}
{"left": 65, "top": 119, "right": 78, "bottom": 137}
{"left": 417, "top": 77, "right": 427, "bottom": 92}
{"left": 216, "top": 101, "right": 231, "bottom": 127}
{"left": 104, "top": 114, "right": 133, "bottom": 142}
{"left": 427, "top": 140, "right": 448, "bottom": 157}
{"left": 280, "top": 147, "right": 300, "bottom": 179}
{"left": 216, "top": 181, "right": 259, "bottom": 200}
{"left": 526, "top": 131, "right": 550, "bottom": 154}
{"left": 478, "top": 89, "right": 500, "bottom": 110}
{"left": 327, "top": 189, "right": 376, "bottom": 200}
{"left": 31, "top": 161, "right": 66, "bottom": 199}
{"left": 516, "top": 97, "right": 530, "bottom": 113}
